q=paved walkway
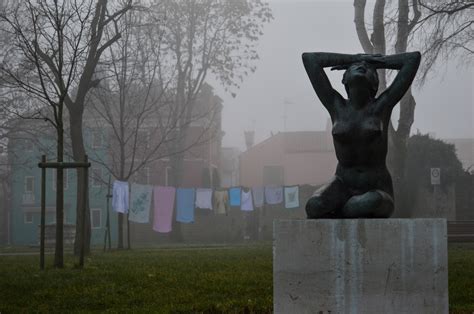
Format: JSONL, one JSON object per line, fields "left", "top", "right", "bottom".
{"left": 0, "top": 251, "right": 54, "bottom": 256}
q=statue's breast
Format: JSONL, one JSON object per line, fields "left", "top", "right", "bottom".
{"left": 332, "top": 118, "right": 383, "bottom": 144}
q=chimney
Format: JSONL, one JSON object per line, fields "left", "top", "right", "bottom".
{"left": 244, "top": 131, "right": 255, "bottom": 150}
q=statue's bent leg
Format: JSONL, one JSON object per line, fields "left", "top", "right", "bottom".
{"left": 306, "top": 177, "right": 350, "bottom": 219}
{"left": 341, "top": 190, "right": 394, "bottom": 218}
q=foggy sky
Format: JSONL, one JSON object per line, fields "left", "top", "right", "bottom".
{"left": 213, "top": 1, "right": 474, "bottom": 150}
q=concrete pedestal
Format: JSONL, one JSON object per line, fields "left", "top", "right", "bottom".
{"left": 273, "top": 219, "right": 448, "bottom": 314}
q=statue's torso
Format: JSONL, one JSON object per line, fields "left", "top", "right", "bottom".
{"left": 330, "top": 100, "right": 393, "bottom": 195}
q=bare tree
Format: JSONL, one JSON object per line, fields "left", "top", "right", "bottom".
{"left": 0, "top": 0, "right": 86, "bottom": 267}
{"left": 62, "top": 0, "right": 132, "bottom": 255}
{"left": 160, "top": 0, "right": 272, "bottom": 184}
{"left": 415, "top": 0, "right": 473, "bottom": 82}
{"left": 87, "top": 7, "right": 222, "bottom": 248}
{"left": 353, "top": 0, "right": 472, "bottom": 216}
{"left": 354, "top": 0, "right": 420, "bottom": 217}
{"left": 151, "top": 0, "right": 271, "bottom": 240}
{"left": 0, "top": 0, "right": 132, "bottom": 261}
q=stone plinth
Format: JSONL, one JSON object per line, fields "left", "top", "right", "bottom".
{"left": 273, "top": 219, "right": 448, "bottom": 314}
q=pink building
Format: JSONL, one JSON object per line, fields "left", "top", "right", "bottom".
{"left": 240, "top": 125, "right": 338, "bottom": 187}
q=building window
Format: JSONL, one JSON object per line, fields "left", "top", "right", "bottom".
{"left": 24, "top": 212, "right": 33, "bottom": 224}
{"left": 52, "top": 169, "right": 68, "bottom": 191}
{"left": 91, "top": 167, "right": 102, "bottom": 187}
{"left": 91, "top": 208, "right": 101, "bottom": 229}
{"left": 91, "top": 131, "right": 103, "bottom": 148}
{"left": 25, "top": 176, "right": 35, "bottom": 193}
{"left": 165, "top": 166, "right": 172, "bottom": 186}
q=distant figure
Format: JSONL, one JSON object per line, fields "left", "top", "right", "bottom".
{"left": 302, "top": 52, "right": 420, "bottom": 218}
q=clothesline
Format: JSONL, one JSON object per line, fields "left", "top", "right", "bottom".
{"left": 112, "top": 180, "right": 317, "bottom": 233}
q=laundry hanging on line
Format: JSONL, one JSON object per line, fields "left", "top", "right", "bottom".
{"left": 213, "top": 190, "right": 229, "bottom": 215}
{"left": 228, "top": 187, "right": 241, "bottom": 207}
{"left": 153, "top": 186, "right": 176, "bottom": 233}
{"left": 240, "top": 188, "right": 254, "bottom": 212}
{"left": 265, "top": 186, "right": 283, "bottom": 205}
{"left": 129, "top": 183, "right": 153, "bottom": 223}
{"left": 252, "top": 187, "right": 264, "bottom": 208}
{"left": 111, "top": 178, "right": 313, "bottom": 234}
{"left": 195, "top": 188, "right": 213, "bottom": 210}
{"left": 176, "top": 188, "right": 196, "bottom": 223}
{"left": 112, "top": 180, "right": 129, "bottom": 214}
{"left": 284, "top": 185, "right": 300, "bottom": 209}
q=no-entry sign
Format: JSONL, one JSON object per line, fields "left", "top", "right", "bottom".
{"left": 431, "top": 168, "right": 441, "bottom": 185}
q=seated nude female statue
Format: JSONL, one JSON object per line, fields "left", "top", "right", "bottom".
{"left": 302, "top": 52, "right": 420, "bottom": 218}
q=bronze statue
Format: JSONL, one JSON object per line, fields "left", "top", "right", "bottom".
{"left": 302, "top": 52, "right": 421, "bottom": 218}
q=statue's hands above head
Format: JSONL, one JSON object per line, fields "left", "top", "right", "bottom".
{"left": 357, "top": 53, "right": 386, "bottom": 68}
{"left": 330, "top": 64, "right": 349, "bottom": 71}
{"left": 330, "top": 53, "right": 387, "bottom": 71}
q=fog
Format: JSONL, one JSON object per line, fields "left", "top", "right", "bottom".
{"left": 1, "top": 1, "right": 473, "bottom": 311}
{"left": 215, "top": 0, "right": 474, "bottom": 149}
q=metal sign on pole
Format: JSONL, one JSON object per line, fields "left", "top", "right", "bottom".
{"left": 431, "top": 168, "right": 441, "bottom": 185}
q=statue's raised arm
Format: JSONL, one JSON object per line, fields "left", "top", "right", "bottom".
{"left": 373, "top": 52, "right": 421, "bottom": 112}
{"left": 301, "top": 52, "right": 360, "bottom": 114}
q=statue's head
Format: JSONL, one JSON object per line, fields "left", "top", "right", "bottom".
{"left": 342, "top": 61, "right": 379, "bottom": 97}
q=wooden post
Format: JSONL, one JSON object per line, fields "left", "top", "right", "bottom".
{"left": 38, "top": 156, "right": 91, "bottom": 270}
{"left": 127, "top": 213, "right": 131, "bottom": 250}
{"left": 104, "top": 175, "right": 112, "bottom": 252}
{"left": 40, "top": 155, "right": 46, "bottom": 270}
{"left": 79, "top": 155, "right": 89, "bottom": 268}
{"left": 127, "top": 181, "right": 131, "bottom": 250}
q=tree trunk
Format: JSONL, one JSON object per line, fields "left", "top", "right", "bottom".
{"left": 118, "top": 213, "right": 124, "bottom": 249}
{"left": 391, "top": 91, "right": 416, "bottom": 217}
{"left": 0, "top": 180, "right": 9, "bottom": 245}
{"left": 54, "top": 121, "right": 64, "bottom": 268}
{"left": 391, "top": 0, "right": 416, "bottom": 217}
{"left": 70, "top": 108, "right": 91, "bottom": 256}
{"left": 354, "top": 0, "right": 418, "bottom": 217}
{"left": 169, "top": 149, "right": 185, "bottom": 242}
{"left": 117, "top": 126, "right": 126, "bottom": 249}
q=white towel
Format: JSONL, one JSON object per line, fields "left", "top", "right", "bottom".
{"left": 284, "top": 186, "right": 299, "bottom": 209}
{"left": 252, "top": 187, "right": 264, "bottom": 208}
{"left": 195, "top": 188, "right": 213, "bottom": 210}
{"left": 112, "top": 180, "right": 129, "bottom": 214}
{"left": 264, "top": 186, "right": 283, "bottom": 205}
{"left": 241, "top": 189, "right": 254, "bottom": 211}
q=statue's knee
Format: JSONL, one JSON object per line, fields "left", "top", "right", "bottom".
{"left": 374, "top": 192, "right": 394, "bottom": 218}
{"left": 306, "top": 196, "right": 326, "bottom": 218}
{"left": 342, "top": 191, "right": 394, "bottom": 218}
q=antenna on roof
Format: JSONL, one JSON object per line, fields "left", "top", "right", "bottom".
{"left": 283, "top": 98, "right": 293, "bottom": 132}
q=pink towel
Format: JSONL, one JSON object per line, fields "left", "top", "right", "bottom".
{"left": 153, "top": 186, "right": 176, "bottom": 233}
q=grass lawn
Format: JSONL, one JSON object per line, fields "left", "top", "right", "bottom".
{"left": 0, "top": 244, "right": 473, "bottom": 313}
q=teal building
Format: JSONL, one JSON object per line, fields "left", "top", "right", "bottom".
{"left": 8, "top": 129, "right": 118, "bottom": 246}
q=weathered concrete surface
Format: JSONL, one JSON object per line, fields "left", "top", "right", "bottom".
{"left": 273, "top": 219, "right": 448, "bottom": 314}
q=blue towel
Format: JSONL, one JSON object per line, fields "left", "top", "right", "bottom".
{"left": 228, "top": 187, "right": 241, "bottom": 206}
{"left": 176, "top": 188, "right": 195, "bottom": 223}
